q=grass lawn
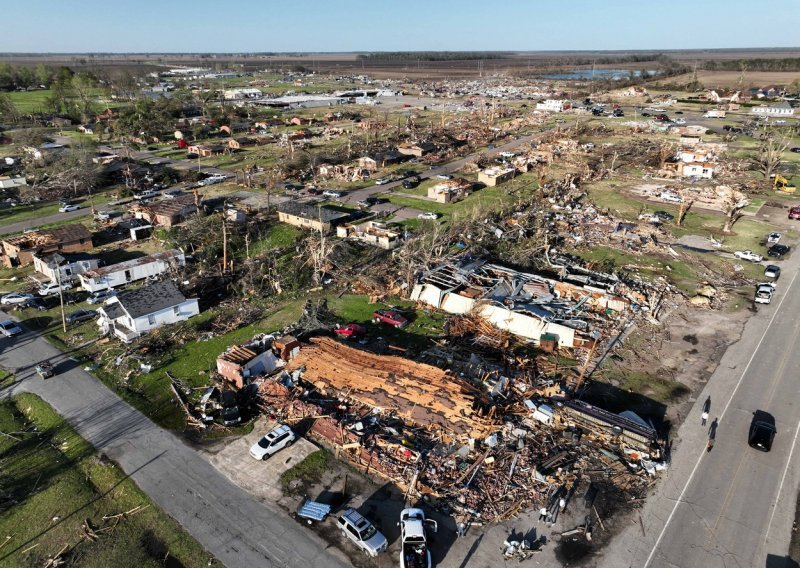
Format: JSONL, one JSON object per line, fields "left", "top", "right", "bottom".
{"left": 0, "top": 393, "right": 216, "bottom": 568}
{"left": 0, "top": 192, "right": 116, "bottom": 229}
{"left": 7, "top": 90, "right": 53, "bottom": 113}
{"left": 247, "top": 224, "right": 301, "bottom": 257}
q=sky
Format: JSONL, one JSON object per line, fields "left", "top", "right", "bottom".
{"left": 2, "top": 0, "right": 799, "bottom": 53}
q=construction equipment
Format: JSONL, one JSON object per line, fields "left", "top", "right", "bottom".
{"left": 773, "top": 175, "right": 796, "bottom": 194}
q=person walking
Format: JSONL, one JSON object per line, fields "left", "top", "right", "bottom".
{"left": 701, "top": 411, "right": 709, "bottom": 426}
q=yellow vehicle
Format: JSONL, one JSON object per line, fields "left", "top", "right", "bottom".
{"left": 774, "top": 174, "right": 797, "bottom": 194}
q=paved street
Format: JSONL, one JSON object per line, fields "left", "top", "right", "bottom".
{"left": 0, "top": 323, "right": 350, "bottom": 568}
{"left": 600, "top": 245, "right": 800, "bottom": 567}
{"left": 0, "top": 207, "right": 91, "bottom": 236}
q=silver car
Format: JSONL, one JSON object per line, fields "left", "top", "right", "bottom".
{"left": 337, "top": 508, "right": 388, "bottom": 557}
{"left": 249, "top": 424, "right": 295, "bottom": 460}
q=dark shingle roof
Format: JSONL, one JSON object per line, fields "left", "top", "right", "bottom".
{"left": 277, "top": 202, "right": 350, "bottom": 223}
{"left": 116, "top": 281, "right": 188, "bottom": 319}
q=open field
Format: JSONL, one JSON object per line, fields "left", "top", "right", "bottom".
{"left": 666, "top": 70, "right": 800, "bottom": 88}
{"left": 0, "top": 393, "right": 214, "bottom": 568}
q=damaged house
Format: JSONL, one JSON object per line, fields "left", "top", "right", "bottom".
{"left": 411, "top": 259, "right": 633, "bottom": 347}
{"left": 97, "top": 280, "right": 199, "bottom": 342}
{"left": 79, "top": 249, "right": 185, "bottom": 292}
{"left": 1, "top": 224, "right": 93, "bottom": 268}
{"left": 217, "top": 337, "right": 284, "bottom": 389}
{"left": 336, "top": 220, "right": 404, "bottom": 250}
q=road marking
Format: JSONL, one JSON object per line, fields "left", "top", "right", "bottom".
{"left": 643, "top": 268, "right": 800, "bottom": 568}
{"left": 762, "top": 406, "right": 800, "bottom": 553}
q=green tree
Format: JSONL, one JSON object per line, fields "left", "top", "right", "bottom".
{"left": 0, "top": 92, "right": 19, "bottom": 123}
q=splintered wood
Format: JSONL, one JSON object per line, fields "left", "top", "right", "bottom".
{"left": 286, "top": 337, "right": 491, "bottom": 438}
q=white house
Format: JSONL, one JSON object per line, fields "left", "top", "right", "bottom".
{"left": 97, "top": 281, "right": 200, "bottom": 342}
{"left": 535, "top": 99, "right": 571, "bottom": 113}
{"left": 681, "top": 162, "right": 715, "bottom": 179}
{"left": 223, "top": 88, "right": 263, "bottom": 100}
{"left": 751, "top": 102, "right": 795, "bottom": 116}
{"left": 79, "top": 250, "right": 185, "bottom": 292}
{"left": 33, "top": 253, "right": 100, "bottom": 283}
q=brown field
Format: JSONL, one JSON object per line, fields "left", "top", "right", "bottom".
{"left": 665, "top": 70, "right": 800, "bottom": 88}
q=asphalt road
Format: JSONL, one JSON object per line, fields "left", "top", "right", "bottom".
{"left": 600, "top": 242, "right": 800, "bottom": 567}
{"left": 0, "top": 322, "right": 350, "bottom": 568}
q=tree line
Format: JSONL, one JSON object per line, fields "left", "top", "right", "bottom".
{"left": 699, "top": 58, "right": 800, "bottom": 72}
{"left": 0, "top": 63, "right": 63, "bottom": 91}
{"left": 357, "top": 52, "right": 510, "bottom": 62}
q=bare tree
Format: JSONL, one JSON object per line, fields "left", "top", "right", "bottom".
{"left": 752, "top": 136, "right": 790, "bottom": 186}
{"left": 722, "top": 193, "right": 749, "bottom": 233}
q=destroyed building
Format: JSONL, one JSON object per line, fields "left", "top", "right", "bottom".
{"left": 1, "top": 224, "right": 94, "bottom": 268}
{"left": 217, "top": 336, "right": 284, "bottom": 389}
{"left": 411, "top": 259, "right": 636, "bottom": 347}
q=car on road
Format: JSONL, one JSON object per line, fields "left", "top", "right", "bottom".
{"left": 306, "top": 187, "right": 321, "bottom": 196}
{"left": 764, "top": 265, "right": 781, "bottom": 279}
{"left": 66, "top": 309, "right": 97, "bottom": 325}
{"left": 58, "top": 204, "right": 80, "bottom": 213}
{"left": 134, "top": 190, "right": 159, "bottom": 200}
{"left": 197, "top": 175, "right": 227, "bottom": 187}
{"left": 734, "top": 250, "right": 763, "bottom": 262}
{"left": 0, "top": 320, "right": 22, "bottom": 337}
{"left": 768, "top": 244, "right": 790, "bottom": 258}
{"left": 748, "top": 413, "right": 776, "bottom": 452}
{"left": 417, "top": 212, "right": 439, "bottom": 220}
{"left": 337, "top": 508, "right": 388, "bottom": 557}
{"left": 38, "top": 281, "right": 73, "bottom": 296}
{"left": 659, "top": 192, "right": 683, "bottom": 203}
{"left": 87, "top": 290, "right": 118, "bottom": 305}
{"left": 402, "top": 178, "right": 420, "bottom": 189}
{"left": 375, "top": 177, "right": 392, "bottom": 185}
{"left": 323, "top": 190, "right": 343, "bottom": 198}
{"left": 249, "top": 424, "right": 296, "bottom": 460}
{"left": 672, "top": 118, "right": 686, "bottom": 125}
{"left": 1, "top": 292, "right": 34, "bottom": 305}
{"left": 436, "top": 174, "right": 452, "bottom": 180}
{"left": 754, "top": 283, "right": 775, "bottom": 304}
{"left": 767, "top": 232, "right": 782, "bottom": 244}
{"left": 372, "top": 309, "right": 408, "bottom": 328}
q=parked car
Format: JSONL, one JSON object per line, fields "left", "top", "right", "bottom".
{"left": 673, "top": 118, "right": 686, "bottom": 125}
{"left": 94, "top": 211, "right": 112, "bottom": 221}
{"left": 66, "top": 309, "right": 97, "bottom": 325}
{"left": 87, "top": 290, "right": 118, "bottom": 305}
{"left": 249, "top": 424, "right": 296, "bottom": 460}
{"left": 58, "top": 204, "right": 80, "bottom": 213}
{"left": 375, "top": 177, "right": 392, "bottom": 185}
{"left": 764, "top": 265, "right": 781, "bottom": 279}
{"left": 323, "top": 190, "right": 343, "bottom": 198}
{"left": 1, "top": 292, "right": 34, "bottom": 305}
{"left": 134, "top": 190, "right": 159, "bottom": 200}
{"left": 748, "top": 412, "right": 776, "bottom": 452}
{"left": 791, "top": 147, "right": 800, "bottom": 154}
{"left": 337, "top": 508, "right": 388, "bottom": 557}
{"left": 163, "top": 190, "right": 183, "bottom": 200}
{"left": 220, "top": 391, "right": 241, "bottom": 426}
{"left": 659, "top": 192, "right": 683, "bottom": 203}
{"left": 436, "top": 174, "right": 452, "bottom": 180}
{"left": 402, "top": 178, "right": 419, "bottom": 189}
{"left": 768, "top": 244, "right": 790, "bottom": 258}
{"left": 334, "top": 323, "right": 367, "bottom": 339}
{"left": 22, "top": 297, "right": 50, "bottom": 311}
{"left": 754, "top": 283, "right": 775, "bottom": 305}
{"left": 372, "top": 309, "right": 408, "bottom": 328}
{"left": 767, "top": 232, "right": 782, "bottom": 244}
{"left": 0, "top": 320, "right": 22, "bottom": 337}
{"left": 418, "top": 212, "right": 439, "bottom": 221}
{"left": 733, "top": 250, "right": 763, "bottom": 262}
{"left": 306, "top": 188, "right": 321, "bottom": 196}
{"left": 788, "top": 206, "right": 800, "bottom": 220}
{"left": 38, "top": 281, "right": 73, "bottom": 296}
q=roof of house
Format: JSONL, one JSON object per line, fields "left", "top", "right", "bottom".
{"left": 277, "top": 202, "right": 351, "bottom": 223}
{"left": 115, "top": 280, "right": 189, "bottom": 319}
{"left": 4, "top": 224, "right": 92, "bottom": 249}
{"left": 218, "top": 345, "right": 258, "bottom": 365}
{"left": 35, "top": 252, "right": 96, "bottom": 266}
{"left": 83, "top": 250, "right": 182, "bottom": 278}
{"left": 140, "top": 194, "right": 198, "bottom": 218}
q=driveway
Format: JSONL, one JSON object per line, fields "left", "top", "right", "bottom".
{"left": 0, "top": 321, "right": 350, "bottom": 568}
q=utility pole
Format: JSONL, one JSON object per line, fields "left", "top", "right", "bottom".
{"left": 55, "top": 263, "right": 67, "bottom": 333}
{"left": 221, "top": 212, "right": 228, "bottom": 273}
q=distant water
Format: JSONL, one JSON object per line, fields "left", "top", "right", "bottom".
{"left": 543, "top": 69, "right": 657, "bottom": 80}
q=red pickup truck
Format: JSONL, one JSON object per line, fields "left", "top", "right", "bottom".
{"left": 372, "top": 309, "right": 409, "bottom": 329}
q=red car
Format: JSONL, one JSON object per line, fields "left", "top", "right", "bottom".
{"left": 372, "top": 310, "right": 409, "bottom": 329}
{"left": 789, "top": 206, "right": 800, "bottom": 220}
{"left": 333, "top": 323, "right": 367, "bottom": 338}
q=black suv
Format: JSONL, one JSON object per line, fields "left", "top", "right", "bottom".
{"left": 768, "top": 244, "right": 790, "bottom": 258}
{"left": 748, "top": 411, "right": 776, "bottom": 452}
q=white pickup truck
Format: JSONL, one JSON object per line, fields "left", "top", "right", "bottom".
{"left": 399, "top": 508, "right": 437, "bottom": 568}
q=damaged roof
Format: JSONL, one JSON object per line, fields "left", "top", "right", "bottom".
{"left": 277, "top": 202, "right": 351, "bottom": 223}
